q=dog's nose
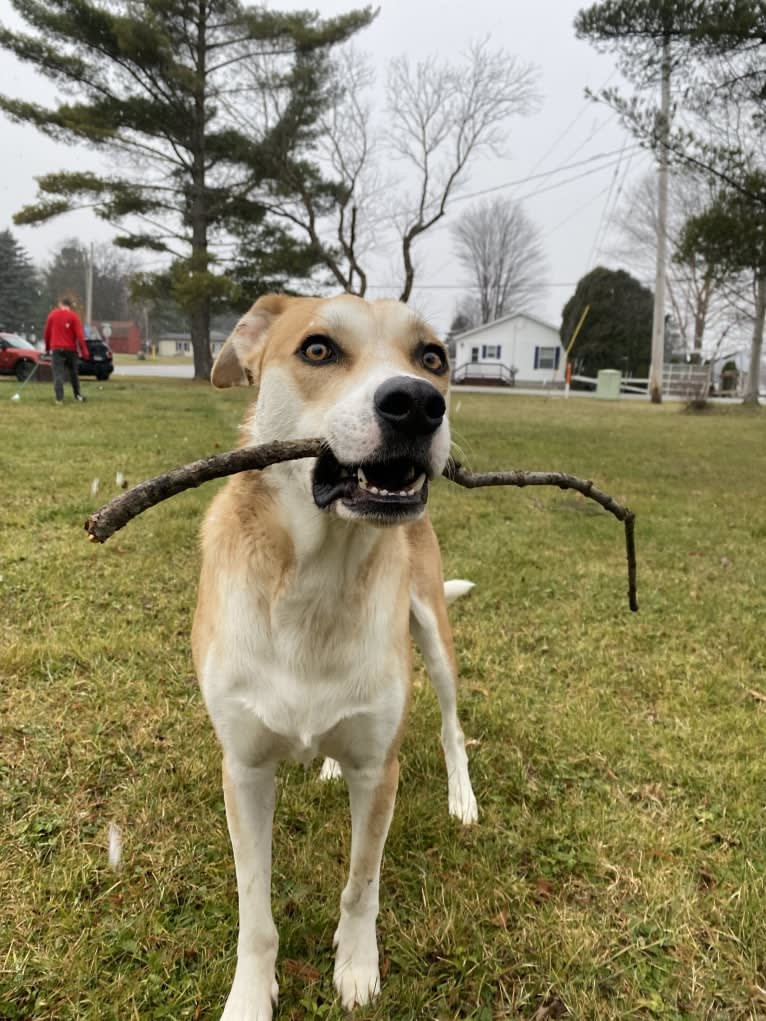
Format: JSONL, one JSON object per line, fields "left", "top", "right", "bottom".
{"left": 374, "top": 376, "right": 446, "bottom": 436}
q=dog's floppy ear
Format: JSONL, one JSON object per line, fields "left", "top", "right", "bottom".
{"left": 211, "top": 294, "right": 289, "bottom": 389}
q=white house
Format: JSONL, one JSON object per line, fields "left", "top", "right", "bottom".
{"left": 452, "top": 311, "right": 566, "bottom": 387}
{"left": 157, "top": 330, "right": 228, "bottom": 358}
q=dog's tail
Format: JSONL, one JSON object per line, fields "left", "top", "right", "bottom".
{"left": 443, "top": 579, "right": 475, "bottom": 606}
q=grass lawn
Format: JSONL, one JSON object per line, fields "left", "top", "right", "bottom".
{"left": 2, "top": 379, "right": 765, "bottom": 1020}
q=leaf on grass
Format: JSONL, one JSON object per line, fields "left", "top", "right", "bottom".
{"left": 533, "top": 996, "right": 566, "bottom": 1020}
{"left": 533, "top": 878, "right": 555, "bottom": 900}
{"left": 283, "top": 959, "right": 321, "bottom": 983}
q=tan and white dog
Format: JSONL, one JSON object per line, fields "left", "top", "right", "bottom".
{"left": 192, "top": 293, "right": 477, "bottom": 1019}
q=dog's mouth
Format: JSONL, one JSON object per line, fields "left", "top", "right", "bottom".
{"left": 312, "top": 449, "right": 430, "bottom": 520}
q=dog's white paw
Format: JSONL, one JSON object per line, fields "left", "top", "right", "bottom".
{"left": 333, "top": 919, "right": 381, "bottom": 1010}
{"left": 448, "top": 781, "right": 478, "bottom": 825}
{"left": 319, "top": 757, "right": 343, "bottom": 781}
{"left": 221, "top": 958, "right": 278, "bottom": 1021}
{"left": 333, "top": 949, "right": 380, "bottom": 1010}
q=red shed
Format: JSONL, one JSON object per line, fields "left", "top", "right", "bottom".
{"left": 96, "top": 320, "right": 142, "bottom": 354}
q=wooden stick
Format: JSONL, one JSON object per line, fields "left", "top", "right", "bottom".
{"left": 443, "top": 460, "right": 637, "bottom": 611}
{"left": 84, "top": 440, "right": 637, "bottom": 611}
{"left": 84, "top": 440, "right": 323, "bottom": 543}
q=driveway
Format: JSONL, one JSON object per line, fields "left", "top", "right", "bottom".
{"left": 112, "top": 363, "right": 194, "bottom": 379}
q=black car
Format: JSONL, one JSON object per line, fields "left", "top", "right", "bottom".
{"left": 79, "top": 338, "right": 114, "bottom": 380}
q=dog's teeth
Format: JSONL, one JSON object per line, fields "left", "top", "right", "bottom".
{"left": 370, "top": 486, "right": 380, "bottom": 495}
{"left": 411, "top": 474, "right": 426, "bottom": 493}
{"left": 357, "top": 467, "right": 368, "bottom": 486}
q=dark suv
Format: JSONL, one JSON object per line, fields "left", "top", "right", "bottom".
{"left": 79, "top": 338, "right": 114, "bottom": 380}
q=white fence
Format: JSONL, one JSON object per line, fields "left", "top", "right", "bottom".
{"left": 571, "top": 364, "right": 712, "bottom": 398}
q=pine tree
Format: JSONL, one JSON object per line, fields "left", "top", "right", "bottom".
{"left": 677, "top": 172, "right": 766, "bottom": 404}
{"left": 0, "top": 229, "right": 40, "bottom": 335}
{"left": 574, "top": 1, "right": 766, "bottom": 203}
{"left": 0, "top": 0, "right": 374, "bottom": 378}
{"left": 561, "top": 266, "right": 654, "bottom": 378}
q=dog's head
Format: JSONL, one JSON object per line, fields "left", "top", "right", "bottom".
{"left": 212, "top": 293, "right": 452, "bottom": 524}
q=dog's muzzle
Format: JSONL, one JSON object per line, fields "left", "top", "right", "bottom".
{"left": 312, "top": 376, "right": 446, "bottom": 522}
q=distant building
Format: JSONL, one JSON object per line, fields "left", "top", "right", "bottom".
{"left": 452, "top": 311, "right": 566, "bottom": 387}
{"left": 95, "top": 319, "right": 142, "bottom": 355}
{"left": 157, "top": 330, "right": 228, "bottom": 357}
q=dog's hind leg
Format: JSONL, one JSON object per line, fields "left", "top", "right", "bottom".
{"left": 410, "top": 584, "right": 477, "bottom": 820}
{"left": 319, "top": 757, "right": 343, "bottom": 780}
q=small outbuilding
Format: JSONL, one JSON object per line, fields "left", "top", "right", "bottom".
{"left": 94, "top": 320, "right": 143, "bottom": 355}
{"left": 452, "top": 311, "right": 566, "bottom": 387}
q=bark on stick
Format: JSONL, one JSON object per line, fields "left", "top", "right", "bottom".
{"left": 84, "top": 440, "right": 637, "bottom": 611}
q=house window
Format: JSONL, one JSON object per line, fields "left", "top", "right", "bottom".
{"left": 534, "top": 346, "right": 561, "bottom": 370}
{"left": 471, "top": 347, "right": 479, "bottom": 363}
{"left": 482, "top": 344, "right": 501, "bottom": 359}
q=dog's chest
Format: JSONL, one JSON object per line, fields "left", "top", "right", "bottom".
{"left": 209, "top": 553, "right": 409, "bottom": 760}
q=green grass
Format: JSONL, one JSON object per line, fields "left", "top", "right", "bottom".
{"left": 2, "top": 378, "right": 766, "bottom": 1020}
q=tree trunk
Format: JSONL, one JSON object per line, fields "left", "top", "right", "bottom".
{"left": 190, "top": 302, "right": 212, "bottom": 379}
{"left": 693, "top": 275, "right": 710, "bottom": 356}
{"left": 649, "top": 34, "right": 671, "bottom": 405}
{"left": 743, "top": 272, "right": 765, "bottom": 405}
{"left": 189, "top": 0, "right": 212, "bottom": 382}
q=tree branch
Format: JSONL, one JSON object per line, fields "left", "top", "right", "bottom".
{"left": 84, "top": 441, "right": 638, "bottom": 612}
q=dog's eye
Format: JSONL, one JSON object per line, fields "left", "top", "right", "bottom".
{"left": 420, "top": 345, "right": 447, "bottom": 374}
{"left": 299, "top": 336, "right": 336, "bottom": 364}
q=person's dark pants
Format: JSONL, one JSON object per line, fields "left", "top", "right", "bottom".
{"left": 52, "top": 349, "right": 82, "bottom": 401}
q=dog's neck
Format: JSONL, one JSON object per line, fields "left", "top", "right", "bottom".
{"left": 262, "top": 461, "right": 400, "bottom": 578}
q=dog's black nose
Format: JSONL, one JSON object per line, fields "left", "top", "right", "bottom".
{"left": 374, "top": 376, "right": 446, "bottom": 436}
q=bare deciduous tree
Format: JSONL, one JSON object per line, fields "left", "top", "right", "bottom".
{"left": 449, "top": 196, "right": 547, "bottom": 326}
{"left": 263, "top": 40, "right": 540, "bottom": 301}
{"left": 613, "top": 171, "right": 736, "bottom": 357}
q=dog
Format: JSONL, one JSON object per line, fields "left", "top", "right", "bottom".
{"left": 192, "top": 293, "right": 478, "bottom": 1019}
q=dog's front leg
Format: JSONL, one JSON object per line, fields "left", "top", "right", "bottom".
{"left": 333, "top": 756, "right": 399, "bottom": 1010}
{"left": 220, "top": 758, "right": 278, "bottom": 1021}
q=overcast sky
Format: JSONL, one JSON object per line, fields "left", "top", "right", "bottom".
{"left": 0, "top": 0, "right": 654, "bottom": 332}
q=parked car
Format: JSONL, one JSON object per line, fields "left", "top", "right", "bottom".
{"left": 0, "top": 333, "right": 42, "bottom": 381}
{"left": 78, "top": 337, "right": 114, "bottom": 380}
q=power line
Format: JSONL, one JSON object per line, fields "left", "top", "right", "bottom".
{"left": 363, "top": 281, "right": 583, "bottom": 291}
{"left": 429, "top": 144, "right": 643, "bottom": 211}
{"left": 587, "top": 136, "right": 630, "bottom": 268}
{"left": 526, "top": 68, "right": 618, "bottom": 177}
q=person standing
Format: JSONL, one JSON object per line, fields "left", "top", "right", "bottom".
{"left": 44, "top": 297, "right": 89, "bottom": 404}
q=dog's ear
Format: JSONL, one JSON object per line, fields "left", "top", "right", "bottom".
{"left": 211, "top": 294, "right": 289, "bottom": 389}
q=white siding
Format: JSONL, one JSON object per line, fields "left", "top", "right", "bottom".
{"left": 453, "top": 314, "right": 565, "bottom": 385}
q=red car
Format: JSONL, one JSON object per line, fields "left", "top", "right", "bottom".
{"left": 0, "top": 333, "right": 43, "bottom": 381}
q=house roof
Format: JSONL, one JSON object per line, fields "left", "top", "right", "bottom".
{"left": 453, "top": 310, "right": 561, "bottom": 342}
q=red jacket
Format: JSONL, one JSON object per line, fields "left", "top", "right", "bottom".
{"left": 44, "top": 307, "right": 89, "bottom": 358}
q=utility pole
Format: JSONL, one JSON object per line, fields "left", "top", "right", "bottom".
{"left": 648, "top": 33, "right": 671, "bottom": 404}
{"left": 85, "top": 242, "right": 94, "bottom": 334}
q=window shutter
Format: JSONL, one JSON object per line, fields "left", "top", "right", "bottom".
{"left": 534, "top": 346, "right": 540, "bottom": 369}
{"left": 555, "top": 347, "right": 561, "bottom": 369}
